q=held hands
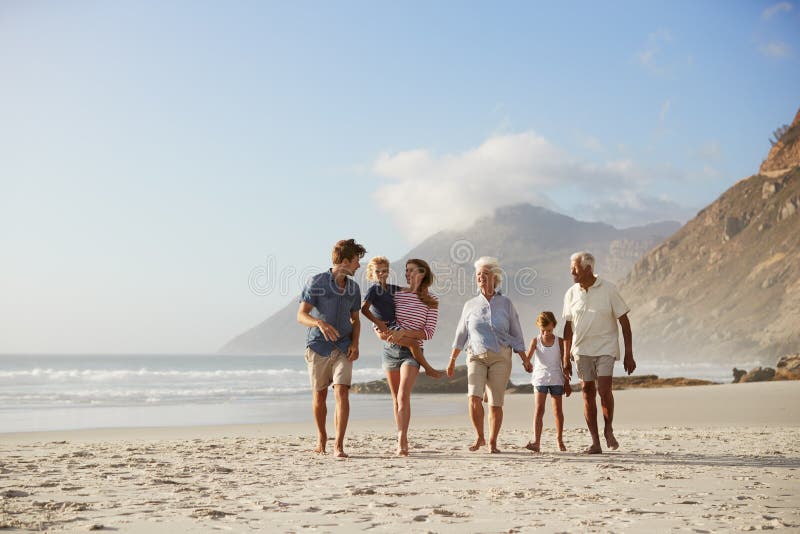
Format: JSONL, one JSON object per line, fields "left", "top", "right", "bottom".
{"left": 518, "top": 351, "right": 533, "bottom": 373}
{"left": 562, "top": 358, "right": 572, "bottom": 380}
{"left": 522, "top": 358, "right": 533, "bottom": 373}
{"left": 374, "top": 320, "right": 388, "bottom": 333}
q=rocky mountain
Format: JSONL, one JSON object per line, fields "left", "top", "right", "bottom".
{"left": 221, "top": 205, "right": 679, "bottom": 359}
{"left": 619, "top": 108, "right": 800, "bottom": 365}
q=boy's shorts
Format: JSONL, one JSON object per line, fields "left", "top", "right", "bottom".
{"left": 305, "top": 348, "right": 352, "bottom": 391}
{"left": 535, "top": 385, "right": 565, "bottom": 396}
{"left": 575, "top": 355, "right": 615, "bottom": 382}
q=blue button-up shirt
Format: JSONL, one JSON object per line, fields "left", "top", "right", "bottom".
{"left": 452, "top": 292, "right": 526, "bottom": 354}
{"left": 300, "top": 270, "right": 361, "bottom": 356}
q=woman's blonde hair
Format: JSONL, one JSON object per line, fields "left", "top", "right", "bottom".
{"left": 536, "top": 311, "right": 557, "bottom": 329}
{"left": 366, "top": 256, "right": 390, "bottom": 282}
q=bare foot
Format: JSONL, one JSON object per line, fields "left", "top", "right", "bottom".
{"left": 604, "top": 429, "right": 619, "bottom": 450}
{"left": 425, "top": 367, "right": 443, "bottom": 379}
{"left": 314, "top": 434, "right": 327, "bottom": 454}
{"left": 397, "top": 432, "right": 410, "bottom": 456}
{"left": 333, "top": 449, "right": 349, "bottom": 458}
{"left": 468, "top": 438, "right": 486, "bottom": 452}
{"left": 489, "top": 443, "right": 501, "bottom": 454}
{"left": 525, "top": 441, "right": 540, "bottom": 453}
{"left": 558, "top": 441, "right": 567, "bottom": 452}
{"left": 582, "top": 444, "right": 603, "bottom": 454}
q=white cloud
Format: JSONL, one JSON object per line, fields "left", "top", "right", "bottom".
{"left": 762, "top": 2, "right": 792, "bottom": 20}
{"left": 371, "top": 133, "right": 563, "bottom": 241}
{"left": 759, "top": 41, "right": 791, "bottom": 58}
{"left": 371, "top": 132, "right": 687, "bottom": 241}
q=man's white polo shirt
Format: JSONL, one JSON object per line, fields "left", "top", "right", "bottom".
{"left": 562, "top": 277, "right": 629, "bottom": 360}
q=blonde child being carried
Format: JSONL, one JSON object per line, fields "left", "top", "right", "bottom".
{"left": 360, "top": 256, "right": 442, "bottom": 378}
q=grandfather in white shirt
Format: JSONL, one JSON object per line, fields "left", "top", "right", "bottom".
{"left": 562, "top": 251, "right": 635, "bottom": 454}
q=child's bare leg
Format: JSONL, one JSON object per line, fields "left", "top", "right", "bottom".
{"left": 401, "top": 341, "right": 442, "bottom": 379}
{"left": 552, "top": 394, "right": 566, "bottom": 451}
{"left": 526, "top": 392, "right": 546, "bottom": 452}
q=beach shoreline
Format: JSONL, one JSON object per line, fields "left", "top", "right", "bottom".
{"left": 2, "top": 382, "right": 799, "bottom": 532}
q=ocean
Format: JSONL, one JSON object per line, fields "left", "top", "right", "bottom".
{"left": 0, "top": 354, "right": 752, "bottom": 434}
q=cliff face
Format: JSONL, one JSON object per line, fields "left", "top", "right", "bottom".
{"left": 620, "top": 109, "right": 800, "bottom": 364}
{"left": 760, "top": 108, "right": 800, "bottom": 174}
{"left": 222, "top": 204, "right": 678, "bottom": 357}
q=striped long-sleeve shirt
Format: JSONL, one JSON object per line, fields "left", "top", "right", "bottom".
{"left": 393, "top": 291, "right": 438, "bottom": 347}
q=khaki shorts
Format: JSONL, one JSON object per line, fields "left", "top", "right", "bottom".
{"left": 576, "top": 355, "right": 615, "bottom": 382}
{"left": 305, "top": 348, "right": 353, "bottom": 391}
{"left": 467, "top": 346, "right": 512, "bottom": 407}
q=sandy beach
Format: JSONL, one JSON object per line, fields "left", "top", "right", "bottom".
{"left": 1, "top": 381, "right": 799, "bottom": 533}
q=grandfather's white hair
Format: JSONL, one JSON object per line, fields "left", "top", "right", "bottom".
{"left": 474, "top": 256, "right": 503, "bottom": 287}
{"left": 570, "top": 251, "right": 595, "bottom": 271}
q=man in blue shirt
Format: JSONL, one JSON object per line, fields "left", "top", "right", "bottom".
{"left": 297, "top": 238, "right": 366, "bottom": 458}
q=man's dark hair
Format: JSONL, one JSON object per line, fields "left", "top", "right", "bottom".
{"left": 332, "top": 239, "right": 366, "bottom": 265}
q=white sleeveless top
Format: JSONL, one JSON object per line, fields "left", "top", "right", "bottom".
{"left": 530, "top": 335, "right": 564, "bottom": 386}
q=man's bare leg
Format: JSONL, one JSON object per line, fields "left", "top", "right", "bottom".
{"left": 468, "top": 395, "right": 486, "bottom": 451}
{"left": 396, "top": 364, "right": 419, "bottom": 456}
{"left": 312, "top": 388, "right": 328, "bottom": 454}
{"left": 581, "top": 380, "right": 602, "bottom": 454}
{"left": 488, "top": 406, "right": 503, "bottom": 453}
{"left": 332, "top": 385, "right": 350, "bottom": 458}
{"left": 597, "top": 376, "right": 618, "bottom": 450}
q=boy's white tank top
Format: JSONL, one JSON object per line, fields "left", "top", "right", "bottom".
{"left": 531, "top": 335, "right": 564, "bottom": 387}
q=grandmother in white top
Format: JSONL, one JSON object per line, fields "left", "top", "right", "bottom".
{"left": 448, "top": 256, "right": 531, "bottom": 453}
{"left": 562, "top": 251, "right": 636, "bottom": 455}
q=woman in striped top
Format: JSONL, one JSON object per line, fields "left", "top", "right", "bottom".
{"left": 378, "top": 259, "right": 440, "bottom": 456}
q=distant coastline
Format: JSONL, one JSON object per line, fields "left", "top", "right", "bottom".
{"left": 352, "top": 356, "right": 800, "bottom": 394}
{"left": 351, "top": 365, "right": 718, "bottom": 394}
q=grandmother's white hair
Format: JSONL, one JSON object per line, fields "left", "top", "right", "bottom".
{"left": 474, "top": 256, "right": 503, "bottom": 287}
{"left": 570, "top": 251, "right": 595, "bottom": 271}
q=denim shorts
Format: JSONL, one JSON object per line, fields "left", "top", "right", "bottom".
{"left": 535, "top": 385, "right": 565, "bottom": 396}
{"left": 382, "top": 343, "right": 420, "bottom": 370}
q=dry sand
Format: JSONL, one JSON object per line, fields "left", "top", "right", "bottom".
{"left": 1, "top": 382, "right": 799, "bottom": 532}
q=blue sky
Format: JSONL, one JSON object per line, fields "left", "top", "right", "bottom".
{"left": 1, "top": 1, "right": 798, "bottom": 353}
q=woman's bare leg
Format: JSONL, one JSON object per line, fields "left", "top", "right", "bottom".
{"left": 396, "top": 364, "right": 419, "bottom": 455}
{"left": 385, "top": 369, "right": 401, "bottom": 431}
{"left": 488, "top": 406, "right": 503, "bottom": 453}
{"left": 468, "top": 395, "right": 486, "bottom": 451}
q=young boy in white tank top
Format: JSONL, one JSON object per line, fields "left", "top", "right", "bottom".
{"left": 524, "top": 311, "right": 571, "bottom": 452}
